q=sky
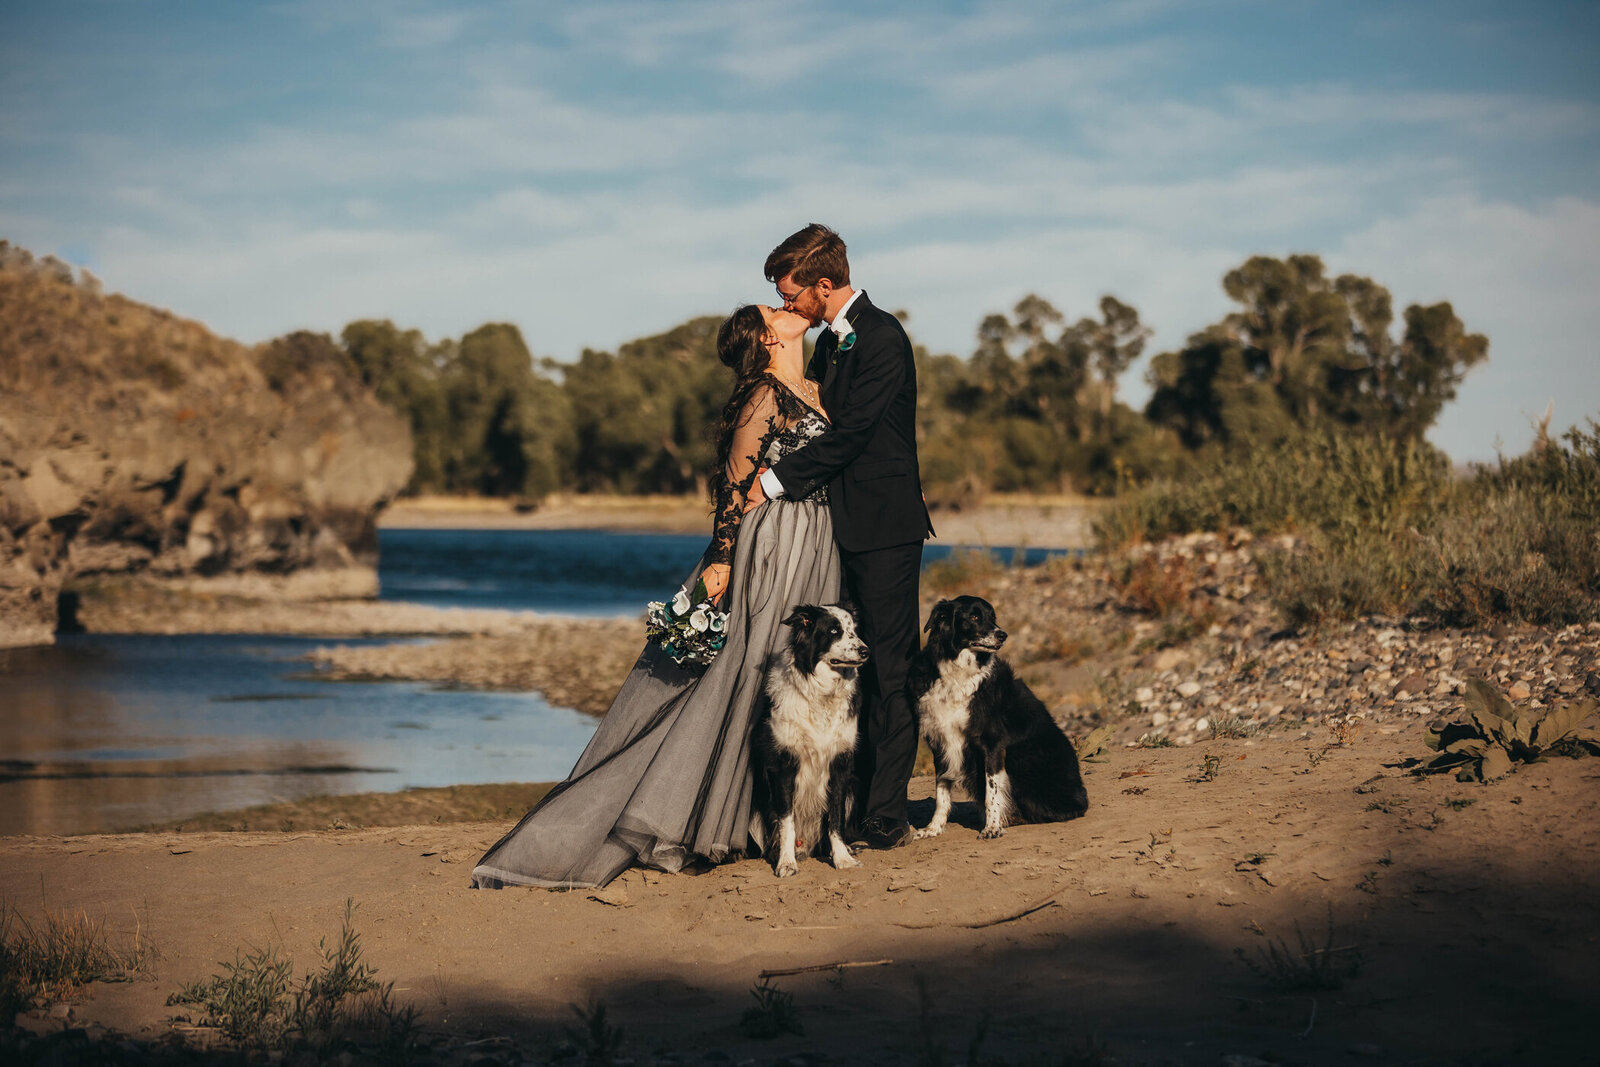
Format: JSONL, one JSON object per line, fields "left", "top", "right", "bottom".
{"left": 2, "top": 0, "right": 1596, "bottom": 462}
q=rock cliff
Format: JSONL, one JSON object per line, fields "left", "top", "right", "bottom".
{"left": 0, "top": 242, "right": 413, "bottom": 647}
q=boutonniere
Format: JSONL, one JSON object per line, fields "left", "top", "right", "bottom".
{"left": 830, "top": 317, "right": 856, "bottom": 363}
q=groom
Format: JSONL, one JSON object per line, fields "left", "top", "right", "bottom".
{"left": 750, "top": 223, "right": 934, "bottom": 849}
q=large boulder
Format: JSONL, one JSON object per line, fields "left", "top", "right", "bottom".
{"left": 0, "top": 242, "right": 413, "bottom": 646}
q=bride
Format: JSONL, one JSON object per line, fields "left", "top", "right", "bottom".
{"left": 471, "top": 303, "right": 840, "bottom": 889}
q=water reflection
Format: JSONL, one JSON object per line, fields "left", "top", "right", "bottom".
{"left": 0, "top": 635, "right": 597, "bottom": 836}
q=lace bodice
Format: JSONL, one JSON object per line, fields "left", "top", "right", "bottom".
{"left": 710, "top": 380, "right": 829, "bottom": 565}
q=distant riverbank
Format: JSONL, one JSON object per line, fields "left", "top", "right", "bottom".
{"left": 381, "top": 491, "right": 1101, "bottom": 549}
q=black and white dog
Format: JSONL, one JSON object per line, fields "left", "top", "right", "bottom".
{"left": 751, "top": 604, "right": 868, "bottom": 877}
{"left": 909, "top": 596, "right": 1089, "bottom": 840}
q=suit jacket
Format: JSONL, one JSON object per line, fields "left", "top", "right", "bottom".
{"left": 770, "top": 292, "right": 933, "bottom": 553}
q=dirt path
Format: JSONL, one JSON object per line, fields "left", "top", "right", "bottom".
{"left": 6, "top": 720, "right": 1596, "bottom": 1064}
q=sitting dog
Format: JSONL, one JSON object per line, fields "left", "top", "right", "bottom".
{"left": 751, "top": 604, "right": 868, "bottom": 877}
{"left": 909, "top": 595, "right": 1089, "bottom": 839}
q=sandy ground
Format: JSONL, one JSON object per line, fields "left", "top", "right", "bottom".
{"left": 5, "top": 719, "right": 1597, "bottom": 1065}
{"left": 382, "top": 492, "right": 1100, "bottom": 550}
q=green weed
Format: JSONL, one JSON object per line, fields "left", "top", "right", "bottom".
{"left": 167, "top": 899, "right": 418, "bottom": 1055}
{"left": 566, "top": 1000, "right": 626, "bottom": 1065}
{"left": 740, "top": 978, "right": 802, "bottom": 1039}
{"left": 1235, "top": 908, "right": 1362, "bottom": 991}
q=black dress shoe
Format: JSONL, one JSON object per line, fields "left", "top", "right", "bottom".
{"left": 859, "top": 816, "right": 913, "bottom": 850}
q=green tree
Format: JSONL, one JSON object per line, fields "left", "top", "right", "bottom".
{"left": 1146, "top": 254, "right": 1487, "bottom": 452}
{"left": 341, "top": 320, "right": 449, "bottom": 492}
{"left": 562, "top": 316, "right": 726, "bottom": 495}
{"left": 442, "top": 324, "right": 573, "bottom": 499}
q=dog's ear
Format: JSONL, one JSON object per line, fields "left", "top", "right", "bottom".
{"left": 924, "top": 599, "right": 954, "bottom": 634}
{"left": 782, "top": 606, "right": 814, "bottom": 629}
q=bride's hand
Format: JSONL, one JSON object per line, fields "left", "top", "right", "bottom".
{"left": 702, "top": 563, "right": 731, "bottom": 605}
{"left": 743, "top": 471, "right": 769, "bottom": 512}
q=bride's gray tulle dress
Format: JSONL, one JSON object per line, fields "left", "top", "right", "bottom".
{"left": 471, "top": 384, "right": 838, "bottom": 889}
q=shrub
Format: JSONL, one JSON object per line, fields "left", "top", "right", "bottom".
{"left": 167, "top": 900, "right": 418, "bottom": 1054}
{"left": 1102, "top": 425, "right": 1600, "bottom": 628}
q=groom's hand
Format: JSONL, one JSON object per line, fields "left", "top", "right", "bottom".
{"left": 743, "top": 470, "right": 769, "bottom": 512}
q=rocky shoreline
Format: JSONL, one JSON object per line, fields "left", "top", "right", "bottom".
{"left": 300, "top": 530, "right": 1600, "bottom": 743}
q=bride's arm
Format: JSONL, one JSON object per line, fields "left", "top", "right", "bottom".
{"left": 704, "top": 384, "right": 783, "bottom": 602}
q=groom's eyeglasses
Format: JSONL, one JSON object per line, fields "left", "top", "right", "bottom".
{"left": 777, "top": 283, "right": 812, "bottom": 308}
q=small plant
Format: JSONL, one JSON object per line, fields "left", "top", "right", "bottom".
{"left": 1076, "top": 724, "right": 1115, "bottom": 759}
{"left": 168, "top": 900, "right": 417, "bottom": 1053}
{"left": 1445, "top": 797, "right": 1477, "bottom": 811}
{"left": 1133, "top": 732, "right": 1175, "bottom": 749}
{"left": 1193, "top": 753, "right": 1222, "bottom": 782}
{"left": 740, "top": 978, "right": 802, "bottom": 1039}
{"left": 1421, "top": 679, "right": 1599, "bottom": 781}
{"left": 567, "top": 1000, "right": 626, "bottom": 1065}
{"left": 1377, "top": 850, "right": 1394, "bottom": 866}
{"left": 1304, "top": 750, "right": 1328, "bottom": 768}
{"left": 1210, "top": 713, "right": 1260, "bottom": 739}
{"left": 1112, "top": 553, "right": 1196, "bottom": 618}
{"left": 1364, "top": 796, "right": 1409, "bottom": 814}
{"left": 1240, "top": 851, "right": 1275, "bottom": 866}
{"left": 1235, "top": 908, "right": 1362, "bottom": 991}
{"left": 1327, "top": 716, "right": 1364, "bottom": 746}
{"left": 1356, "top": 870, "right": 1380, "bottom": 894}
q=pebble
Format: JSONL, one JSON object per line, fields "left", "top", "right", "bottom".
{"left": 1177, "top": 680, "right": 1203, "bottom": 698}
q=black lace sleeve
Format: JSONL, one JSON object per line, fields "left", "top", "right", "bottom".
{"left": 709, "top": 383, "right": 786, "bottom": 565}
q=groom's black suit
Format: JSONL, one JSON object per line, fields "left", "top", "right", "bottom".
{"left": 769, "top": 292, "right": 933, "bottom": 831}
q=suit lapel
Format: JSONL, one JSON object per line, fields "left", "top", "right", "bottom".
{"left": 813, "top": 330, "right": 837, "bottom": 395}
{"left": 821, "top": 292, "right": 871, "bottom": 399}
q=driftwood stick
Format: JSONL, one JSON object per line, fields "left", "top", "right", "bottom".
{"left": 892, "top": 889, "right": 1065, "bottom": 931}
{"left": 758, "top": 958, "right": 894, "bottom": 979}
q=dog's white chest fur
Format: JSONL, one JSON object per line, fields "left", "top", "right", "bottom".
{"left": 919, "top": 649, "right": 992, "bottom": 784}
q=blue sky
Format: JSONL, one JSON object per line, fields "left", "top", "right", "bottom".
{"left": 3, "top": 0, "right": 1596, "bottom": 461}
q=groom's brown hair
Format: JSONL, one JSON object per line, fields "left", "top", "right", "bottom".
{"left": 765, "top": 224, "right": 850, "bottom": 288}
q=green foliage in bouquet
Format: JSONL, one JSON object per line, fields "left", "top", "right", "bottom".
{"left": 645, "top": 577, "right": 729, "bottom": 667}
{"left": 1421, "top": 678, "right": 1599, "bottom": 782}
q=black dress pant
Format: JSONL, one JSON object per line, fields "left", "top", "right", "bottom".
{"left": 839, "top": 539, "right": 923, "bottom": 827}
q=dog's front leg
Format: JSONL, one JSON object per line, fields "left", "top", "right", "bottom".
{"left": 825, "top": 752, "right": 860, "bottom": 869}
{"left": 915, "top": 777, "right": 953, "bottom": 839}
{"left": 775, "top": 813, "right": 799, "bottom": 877}
{"left": 979, "top": 747, "right": 1011, "bottom": 840}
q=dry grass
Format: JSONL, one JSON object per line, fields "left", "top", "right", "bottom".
{"left": 0, "top": 899, "right": 157, "bottom": 1013}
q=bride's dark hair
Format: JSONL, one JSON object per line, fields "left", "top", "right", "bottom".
{"left": 709, "top": 304, "right": 773, "bottom": 503}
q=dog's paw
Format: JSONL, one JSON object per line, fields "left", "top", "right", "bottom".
{"left": 913, "top": 825, "right": 944, "bottom": 840}
{"left": 775, "top": 860, "right": 799, "bottom": 878}
{"left": 978, "top": 825, "right": 1006, "bottom": 840}
{"left": 832, "top": 851, "right": 861, "bottom": 870}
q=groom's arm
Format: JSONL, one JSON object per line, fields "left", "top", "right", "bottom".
{"left": 768, "top": 326, "right": 910, "bottom": 500}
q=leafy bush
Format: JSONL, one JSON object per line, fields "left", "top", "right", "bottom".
{"left": 1421, "top": 679, "right": 1598, "bottom": 781}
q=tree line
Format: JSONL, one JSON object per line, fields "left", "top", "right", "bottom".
{"left": 266, "top": 253, "right": 1488, "bottom": 504}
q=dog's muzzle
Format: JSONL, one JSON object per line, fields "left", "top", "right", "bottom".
{"left": 970, "top": 628, "right": 1007, "bottom": 651}
{"left": 828, "top": 643, "right": 870, "bottom": 668}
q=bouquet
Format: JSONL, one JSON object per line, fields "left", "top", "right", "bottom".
{"left": 646, "top": 577, "right": 729, "bottom": 667}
